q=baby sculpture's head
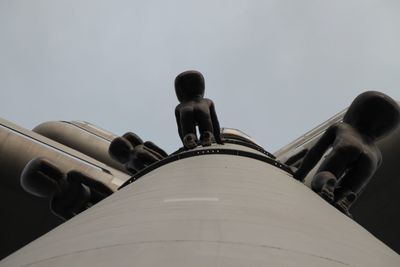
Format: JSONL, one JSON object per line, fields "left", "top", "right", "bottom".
{"left": 123, "top": 132, "right": 143, "bottom": 147}
{"left": 343, "top": 91, "right": 400, "bottom": 140}
{"left": 175, "top": 70, "right": 205, "bottom": 102}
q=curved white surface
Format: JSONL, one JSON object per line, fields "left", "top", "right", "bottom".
{"left": 2, "top": 149, "right": 399, "bottom": 266}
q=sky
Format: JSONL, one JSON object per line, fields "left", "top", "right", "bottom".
{"left": 1, "top": 0, "right": 400, "bottom": 153}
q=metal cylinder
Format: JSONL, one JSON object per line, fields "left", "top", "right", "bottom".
{"left": 0, "top": 118, "right": 130, "bottom": 259}
{"left": 1, "top": 144, "right": 399, "bottom": 266}
{"left": 33, "top": 121, "right": 126, "bottom": 173}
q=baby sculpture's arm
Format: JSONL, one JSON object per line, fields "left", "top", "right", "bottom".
{"left": 294, "top": 124, "right": 338, "bottom": 181}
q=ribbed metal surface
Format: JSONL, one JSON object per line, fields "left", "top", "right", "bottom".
{"left": 33, "top": 121, "right": 127, "bottom": 173}
{"left": 2, "top": 145, "right": 399, "bottom": 266}
{"left": 0, "top": 118, "right": 130, "bottom": 259}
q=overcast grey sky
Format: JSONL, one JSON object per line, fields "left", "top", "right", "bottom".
{"left": 1, "top": 0, "right": 399, "bottom": 153}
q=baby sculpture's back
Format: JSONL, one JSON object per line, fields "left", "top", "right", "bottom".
{"left": 174, "top": 70, "right": 222, "bottom": 149}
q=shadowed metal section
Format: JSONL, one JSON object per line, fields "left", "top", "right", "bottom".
{"left": 351, "top": 125, "right": 400, "bottom": 251}
{"left": 274, "top": 102, "right": 400, "bottom": 253}
{"left": 2, "top": 145, "right": 398, "bottom": 267}
{"left": 33, "top": 121, "right": 127, "bottom": 173}
{"left": 69, "top": 121, "right": 119, "bottom": 142}
{"left": 0, "top": 118, "right": 129, "bottom": 189}
{"left": 0, "top": 118, "right": 130, "bottom": 259}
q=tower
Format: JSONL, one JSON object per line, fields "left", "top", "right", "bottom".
{"left": 1, "top": 140, "right": 399, "bottom": 266}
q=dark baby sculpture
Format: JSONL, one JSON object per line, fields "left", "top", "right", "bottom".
{"left": 293, "top": 91, "right": 400, "bottom": 217}
{"left": 109, "top": 132, "right": 168, "bottom": 174}
{"left": 174, "top": 70, "right": 222, "bottom": 149}
{"left": 21, "top": 158, "right": 113, "bottom": 220}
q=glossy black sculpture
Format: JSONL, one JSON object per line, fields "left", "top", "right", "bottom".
{"left": 174, "top": 70, "right": 222, "bottom": 149}
{"left": 109, "top": 132, "right": 167, "bottom": 174}
{"left": 293, "top": 91, "right": 400, "bottom": 217}
{"left": 20, "top": 158, "right": 113, "bottom": 220}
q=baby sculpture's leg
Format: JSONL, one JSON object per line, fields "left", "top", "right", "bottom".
{"left": 312, "top": 146, "right": 357, "bottom": 203}
{"left": 334, "top": 191, "right": 356, "bottom": 218}
{"left": 197, "top": 109, "right": 214, "bottom": 146}
{"left": 334, "top": 158, "right": 372, "bottom": 217}
{"left": 137, "top": 147, "right": 163, "bottom": 166}
{"left": 180, "top": 107, "right": 197, "bottom": 149}
{"left": 311, "top": 171, "right": 337, "bottom": 203}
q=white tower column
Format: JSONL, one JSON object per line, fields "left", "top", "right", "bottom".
{"left": 1, "top": 144, "right": 399, "bottom": 267}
